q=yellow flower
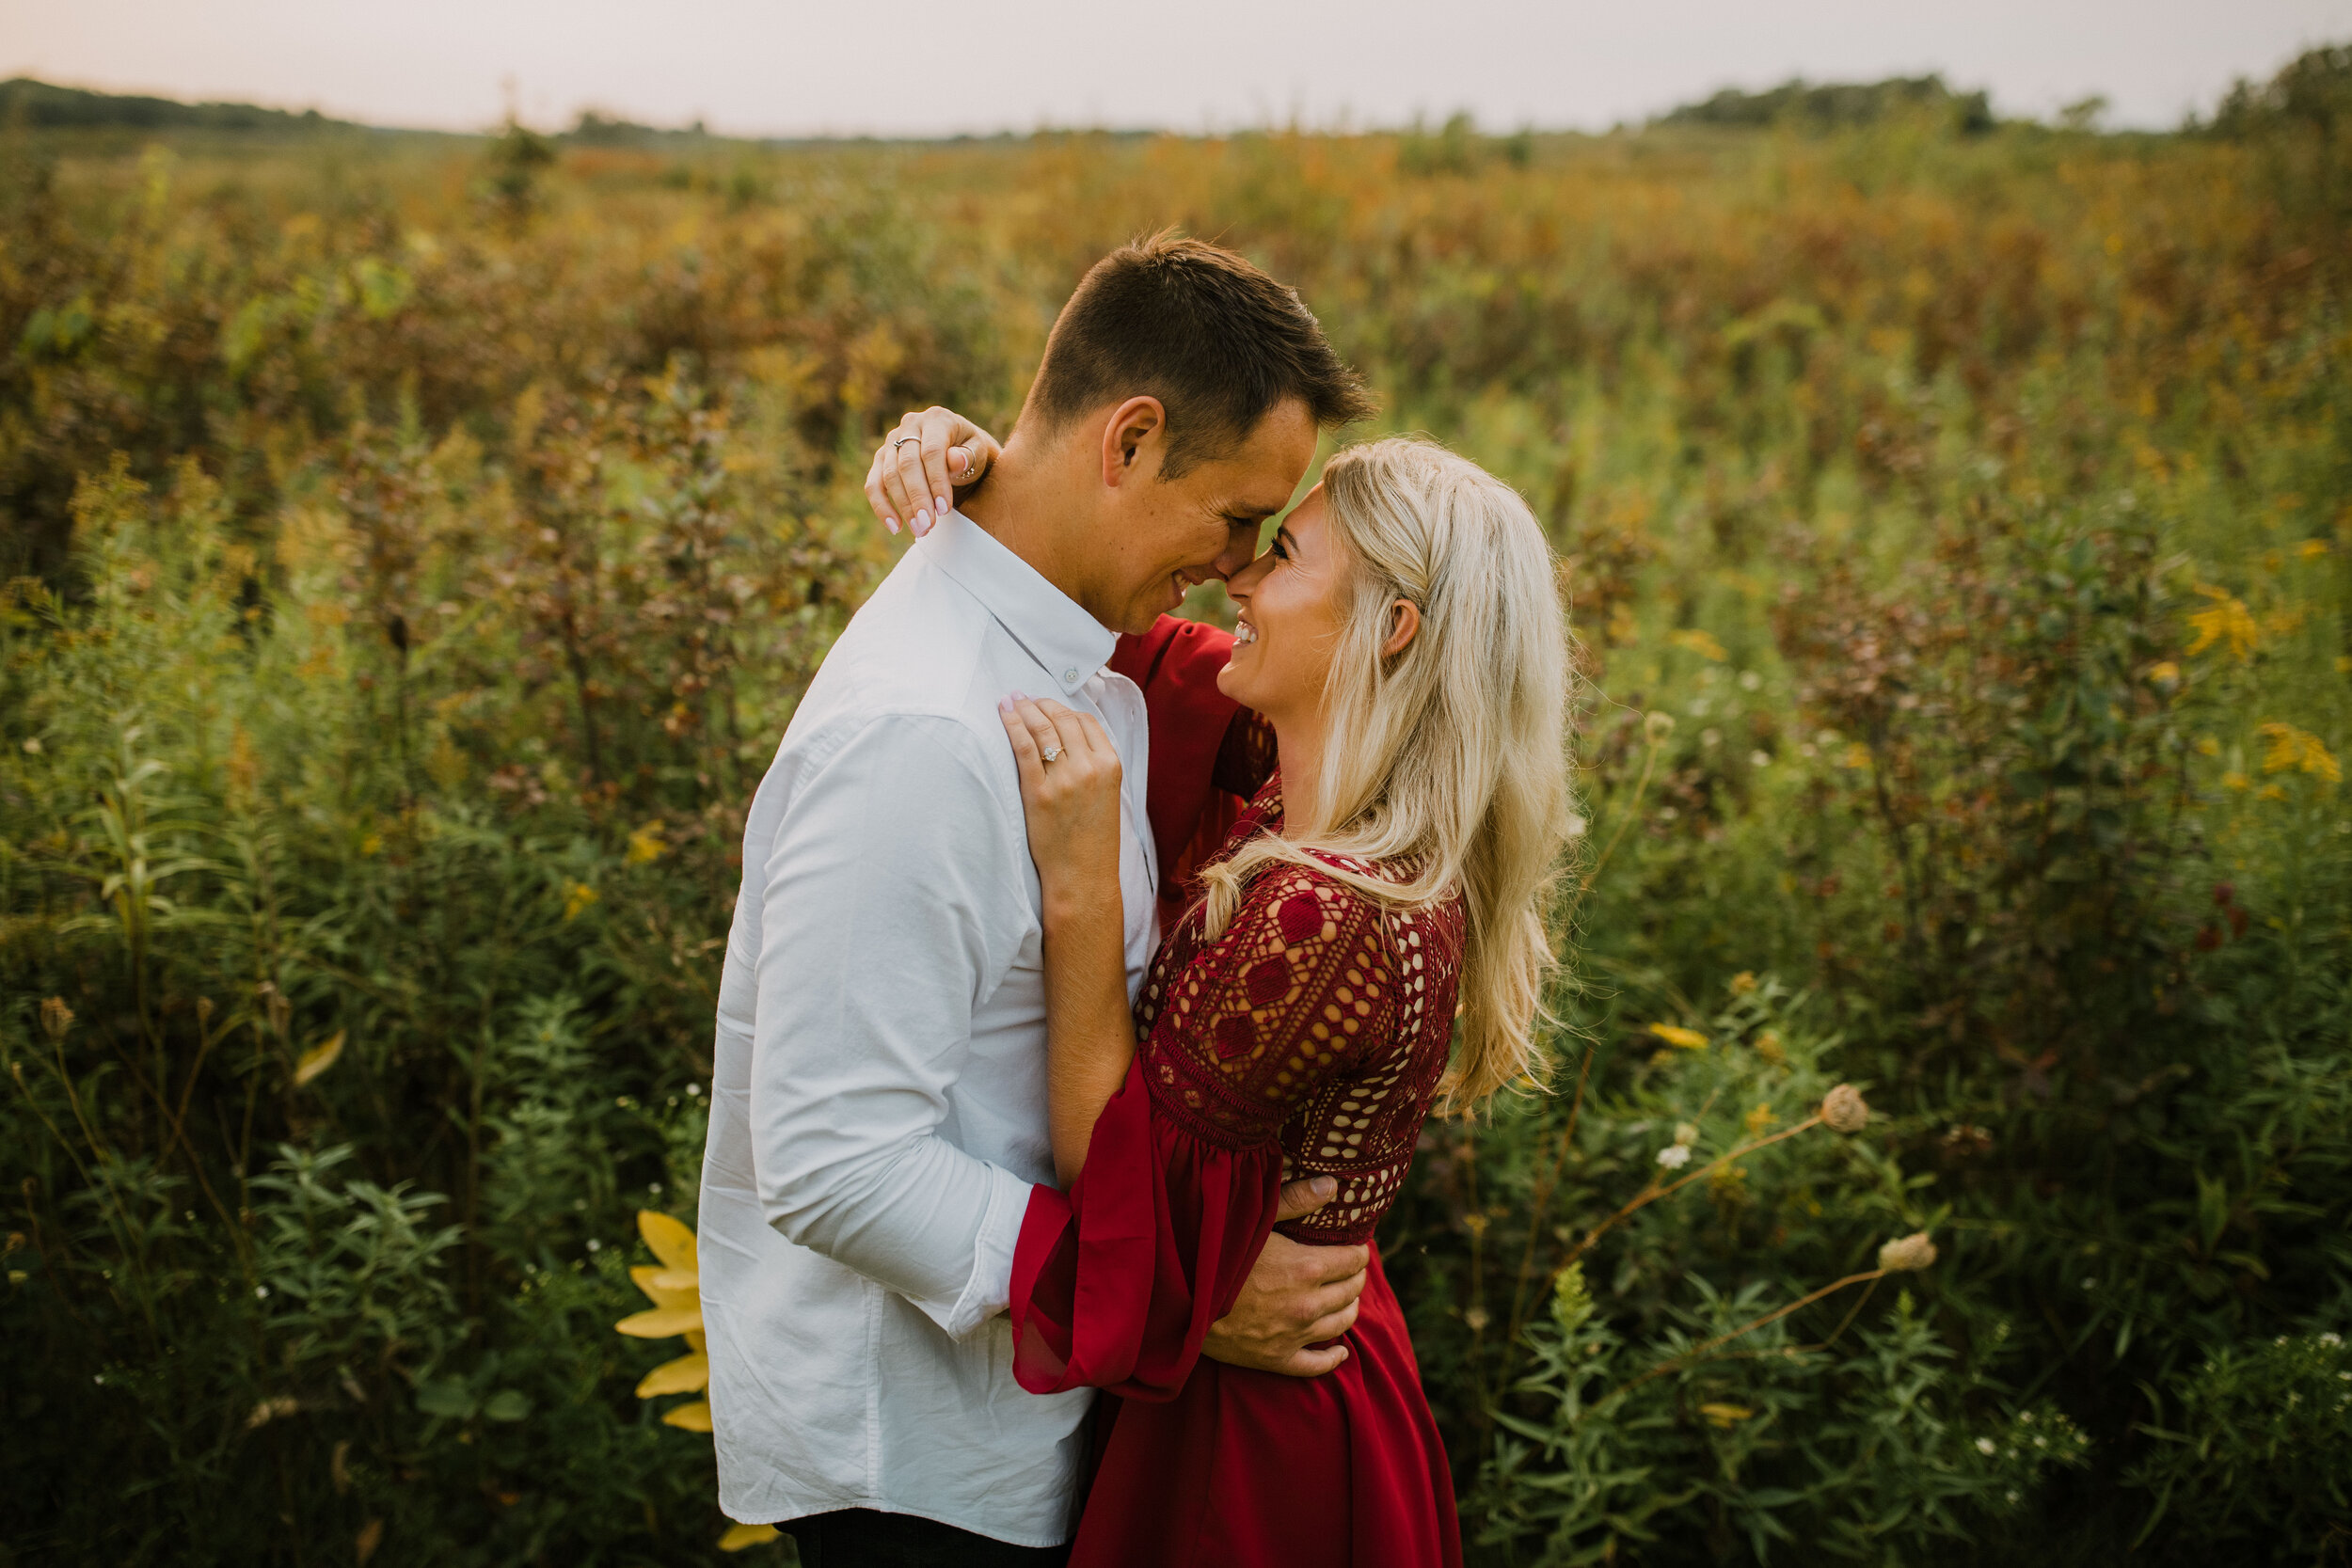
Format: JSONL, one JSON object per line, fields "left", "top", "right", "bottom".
{"left": 617, "top": 1211, "right": 712, "bottom": 1431}
{"left": 1841, "top": 741, "right": 1873, "bottom": 770}
{"left": 1742, "top": 1101, "right": 1776, "bottom": 1136}
{"left": 1668, "top": 627, "right": 1728, "bottom": 662}
{"left": 2185, "top": 586, "right": 2258, "bottom": 662}
{"left": 2257, "top": 721, "right": 2341, "bottom": 784}
{"left": 719, "top": 1524, "right": 782, "bottom": 1552}
{"left": 625, "top": 823, "right": 668, "bottom": 864}
{"left": 1729, "top": 971, "right": 1757, "bottom": 995}
{"left": 2194, "top": 736, "right": 2220, "bottom": 756}
{"left": 1754, "top": 1029, "right": 1787, "bottom": 1068}
{"left": 2297, "top": 539, "right": 2330, "bottom": 561}
{"left": 2146, "top": 661, "right": 2180, "bottom": 688}
{"left": 1647, "top": 1022, "right": 1708, "bottom": 1050}
{"left": 563, "top": 881, "right": 599, "bottom": 920}
{"left": 2222, "top": 771, "right": 2250, "bottom": 791}
{"left": 1699, "top": 1402, "right": 1756, "bottom": 1429}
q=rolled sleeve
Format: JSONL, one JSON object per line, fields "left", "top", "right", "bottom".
{"left": 750, "top": 715, "right": 1039, "bottom": 1335}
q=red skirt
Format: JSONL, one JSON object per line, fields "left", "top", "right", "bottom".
{"left": 1011, "top": 1060, "right": 1460, "bottom": 1568}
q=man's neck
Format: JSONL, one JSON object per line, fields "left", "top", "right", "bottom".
{"left": 959, "top": 438, "right": 1104, "bottom": 626}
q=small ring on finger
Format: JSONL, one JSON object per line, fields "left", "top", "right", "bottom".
{"left": 1040, "top": 745, "right": 1063, "bottom": 764}
{"left": 891, "top": 436, "right": 919, "bottom": 452}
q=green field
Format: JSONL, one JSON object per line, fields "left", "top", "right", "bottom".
{"left": 3, "top": 53, "right": 2349, "bottom": 1566}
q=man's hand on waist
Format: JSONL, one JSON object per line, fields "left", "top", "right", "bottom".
{"left": 1201, "top": 1175, "right": 1369, "bottom": 1377}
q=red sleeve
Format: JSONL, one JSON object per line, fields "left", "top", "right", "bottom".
{"left": 1111, "top": 617, "right": 1263, "bottom": 933}
{"left": 1009, "top": 870, "right": 1395, "bottom": 1399}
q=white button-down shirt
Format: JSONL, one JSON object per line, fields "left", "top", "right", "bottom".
{"left": 699, "top": 511, "right": 1158, "bottom": 1546}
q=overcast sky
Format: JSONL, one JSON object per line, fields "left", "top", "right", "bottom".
{"left": 6, "top": 0, "right": 2348, "bottom": 137}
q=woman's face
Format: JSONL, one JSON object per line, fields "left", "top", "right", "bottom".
{"left": 1217, "top": 483, "right": 1350, "bottom": 725}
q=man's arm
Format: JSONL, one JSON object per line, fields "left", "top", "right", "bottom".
{"left": 1204, "top": 1178, "right": 1369, "bottom": 1376}
{"left": 750, "top": 716, "right": 1036, "bottom": 1337}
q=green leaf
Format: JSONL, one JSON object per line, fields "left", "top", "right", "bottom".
{"left": 481, "top": 1389, "right": 532, "bottom": 1422}
{"left": 414, "top": 1378, "right": 476, "bottom": 1419}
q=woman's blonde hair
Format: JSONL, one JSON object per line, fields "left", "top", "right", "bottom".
{"left": 1199, "top": 436, "right": 1574, "bottom": 1109}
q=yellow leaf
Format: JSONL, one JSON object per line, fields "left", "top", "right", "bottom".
{"left": 629, "top": 1264, "right": 698, "bottom": 1310}
{"left": 645, "top": 1267, "right": 697, "bottom": 1291}
{"left": 1646, "top": 1022, "right": 1708, "bottom": 1050}
{"left": 626, "top": 824, "right": 667, "bottom": 864}
{"left": 634, "top": 1352, "right": 710, "bottom": 1398}
{"left": 615, "top": 1306, "right": 703, "bottom": 1338}
{"left": 1668, "top": 627, "right": 1727, "bottom": 662}
{"left": 293, "top": 1030, "right": 345, "bottom": 1088}
{"left": 718, "top": 1523, "right": 781, "bottom": 1552}
{"left": 1699, "top": 1402, "right": 1756, "bottom": 1429}
{"left": 661, "top": 1399, "right": 714, "bottom": 1432}
{"left": 639, "top": 1211, "right": 698, "bottom": 1275}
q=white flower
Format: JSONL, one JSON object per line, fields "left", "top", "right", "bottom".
{"left": 686, "top": 1083, "right": 702, "bottom": 1097}
{"left": 1673, "top": 1121, "right": 1700, "bottom": 1148}
{"left": 254, "top": 1286, "right": 269, "bottom": 1300}
{"left": 586, "top": 1239, "right": 602, "bottom": 1253}
{"left": 2320, "top": 1332, "right": 2342, "bottom": 1346}
{"left": 1976, "top": 1436, "right": 1997, "bottom": 1455}
{"left": 1657, "top": 1145, "right": 1692, "bottom": 1170}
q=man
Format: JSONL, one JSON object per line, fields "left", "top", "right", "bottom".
{"left": 700, "top": 235, "right": 1380, "bottom": 1565}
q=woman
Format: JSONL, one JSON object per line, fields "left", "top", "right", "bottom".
{"left": 871, "top": 421, "right": 1572, "bottom": 1567}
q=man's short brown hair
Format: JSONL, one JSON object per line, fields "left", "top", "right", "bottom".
{"left": 1026, "top": 232, "right": 1375, "bottom": 477}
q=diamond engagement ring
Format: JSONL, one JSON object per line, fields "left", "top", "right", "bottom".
{"left": 1040, "top": 745, "right": 1063, "bottom": 764}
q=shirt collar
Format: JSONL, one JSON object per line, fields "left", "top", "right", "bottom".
{"left": 919, "top": 510, "right": 1118, "bottom": 698}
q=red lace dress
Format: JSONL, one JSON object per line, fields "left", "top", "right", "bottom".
{"left": 1013, "top": 620, "right": 1465, "bottom": 1568}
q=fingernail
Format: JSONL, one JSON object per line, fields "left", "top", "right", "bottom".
{"left": 913, "top": 509, "right": 930, "bottom": 535}
{"left": 935, "top": 495, "right": 951, "bottom": 518}
{"left": 1311, "top": 1176, "right": 1336, "bottom": 1197}
{"left": 1009, "top": 689, "right": 1028, "bottom": 703}
{"left": 884, "top": 516, "right": 899, "bottom": 534}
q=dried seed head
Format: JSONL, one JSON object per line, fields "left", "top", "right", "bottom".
{"left": 1821, "top": 1084, "right": 1869, "bottom": 1133}
{"left": 40, "top": 997, "right": 74, "bottom": 1040}
{"left": 1878, "top": 1232, "right": 1938, "bottom": 1273}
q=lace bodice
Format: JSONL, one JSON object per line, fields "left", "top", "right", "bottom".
{"left": 1133, "top": 777, "right": 1464, "bottom": 1245}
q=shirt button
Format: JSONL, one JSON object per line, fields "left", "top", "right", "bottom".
{"left": 1062, "top": 668, "right": 1079, "bottom": 685}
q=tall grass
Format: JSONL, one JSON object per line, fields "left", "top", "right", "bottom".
{"left": 3, "top": 58, "right": 2348, "bottom": 1565}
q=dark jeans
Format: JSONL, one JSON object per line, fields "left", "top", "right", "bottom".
{"left": 787, "top": 1509, "right": 1072, "bottom": 1568}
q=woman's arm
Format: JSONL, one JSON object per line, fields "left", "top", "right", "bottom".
{"left": 998, "top": 693, "right": 1138, "bottom": 1186}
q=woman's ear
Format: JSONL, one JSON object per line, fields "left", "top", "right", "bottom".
{"left": 1382, "top": 598, "right": 1422, "bottom": 658}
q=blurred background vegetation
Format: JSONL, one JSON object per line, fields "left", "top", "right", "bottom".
{"left": 3, "top": 40, "right": 2348, "bottom": 1568}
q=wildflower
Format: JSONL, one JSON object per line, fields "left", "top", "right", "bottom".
{"left": 1820, "top": 1084, "right": 1869, "bottom": 1132}
{"left": 1698, "top": 1402, "right": 1754, "bottom": 1428}
{"left": 626, "top": 822, "right": 668, "bottom": 863}
{"left": 2222, "top": 770, "right": 2251, "bottom": 791}
{"left": 616, "top": 1211, "right": 711, "bottom": 1430}
{"left": 1877, "top": 1232, "right": 1938, "bottom": 1272}
{"left": 2146, "top": 660, "right": 2180, "bottom": 686}
{"left": 720, "top": 1525, "right": 783, "bottom": 1552}
{"left": 1976, "top": 1436, "right": 1997, "bottom": 1455}
{"left": 1648, "top": 1022, "right": 1708, "bottom": 1050}
{"left": 2186, "top": 586, "right": 2259, "bottom": 662}
{"left": 2257, "top": 721, "right": 2341, "bottom": 783}
{"left": 1656, "top": 1145, "right": 1692, "bottom": 1170}
{"left": 2299, "top": 540, "right": 2331, "bottom": 560}
{"left": 1743, "top": 1102, "right": 1775, "bottom": 1136}
{"left": 563, "top": 881, "right": 599, "bottom": 920}
{"left": 1644, "top": 710, "right": 1677, "bottom": 745}
{"left": 1674, "top": 1121, "right": 1699, "bottom": 1147}
{"left": 1729, "top": 972, "right": 1757, "bottom": 995}
{"left": 1755, "top": 1030, "right": 1787, "bottom": 1067}
{"left": 1669, "top": 627, "right": 1728, "bottom": 661}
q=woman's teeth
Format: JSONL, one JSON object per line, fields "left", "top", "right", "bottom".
{"left": 1233, "top": 622, "right": 1257, "bottom": 646}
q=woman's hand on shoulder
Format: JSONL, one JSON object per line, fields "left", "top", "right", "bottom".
{"left": 866, "top": 406, "right": 1000, "bottom": 538}
{"left": 997, "top": 693, "right": 1122, "bottom": 923}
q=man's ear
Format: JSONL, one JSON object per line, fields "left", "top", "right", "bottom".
{"left": 1099, "top": 396, "right": 1168, "bottom": 489}
{"left": 1382, "top": 598, "right": 1422, "bottom": 658}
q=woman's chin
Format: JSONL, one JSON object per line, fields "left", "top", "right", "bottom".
{"left": 1215, "top": 659, "right": 1249, "bottom": 705}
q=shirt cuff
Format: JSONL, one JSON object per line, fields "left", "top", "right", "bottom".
{"left": 931, "top": 1162, "right": 1033, "bottom": 1339}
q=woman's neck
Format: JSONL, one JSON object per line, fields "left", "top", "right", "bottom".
{"left": 1270, "top": 714, "right": 1325, "bottom": 831}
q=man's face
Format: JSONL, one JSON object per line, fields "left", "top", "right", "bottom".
{"left": 1095, "top": 397, "right": 1318, "bottom": 635}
